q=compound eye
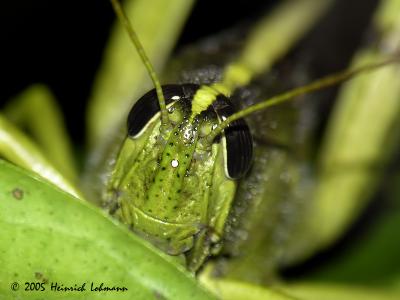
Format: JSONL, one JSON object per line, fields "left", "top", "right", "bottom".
{"left": 212, "top": 95, "right": 253, "bottom": 179}
{"left": 223, "top": 118, "right": 253, "bottom": 179}
{"left": 127, "top": 84, "right": 197, "bottom": 138}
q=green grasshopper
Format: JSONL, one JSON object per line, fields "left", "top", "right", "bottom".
{"left": 94, "top": 0, "right": 399, "bottom": 274}
{"left": 1, "top": 0, "right": 399, "bottom": 279}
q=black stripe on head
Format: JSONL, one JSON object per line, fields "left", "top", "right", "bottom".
{"left": 127, "top": 84, "right": 199, "bottom": 137}
{"left": 212, "top": 95, "right": 253, "bottom": 179}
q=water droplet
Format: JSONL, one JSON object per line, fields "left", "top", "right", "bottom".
{"left": 171, "top": 159, "right": 179, "bottom": 168}
{"left": 171, "top": 95, "right": 180, "bottom": 101}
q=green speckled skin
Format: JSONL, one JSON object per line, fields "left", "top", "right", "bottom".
{"left": 105, "top": 100, "right": 236, "bottom": 271}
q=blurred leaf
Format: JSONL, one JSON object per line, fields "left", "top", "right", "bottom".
{"left": 285, "top": 282, "right": 400, "bottom": 300}
{"left": 296, "top": 171, "right": 400, "bottom": 285}
{"left": 297, "top": 0, "right": 400, "bottom": 259}
{"left": 200, "top": 269, "right": 296, "bottom": 300}
{"left": 201, "top": 272, "right": 400, "bottom": 300}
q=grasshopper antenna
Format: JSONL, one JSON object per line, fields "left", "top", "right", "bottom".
{"left": 110, "top": 0, "right": 170, "bottom": 128}
{"left": 206, "top": 58, "right": 400, "bottom": 144}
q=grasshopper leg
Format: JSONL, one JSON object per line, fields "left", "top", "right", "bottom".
{"left": 3, "top": 84, "right": 77, "bottom": 181}
{"left": 1, "top": 85, "right": 81, "bottom": 198}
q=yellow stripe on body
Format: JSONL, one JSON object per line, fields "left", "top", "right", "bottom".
{"left": 190, "top": 64, "right": 253, "bottom": 120}
{"left": 190, "top": 0, "right": 332, "bottom": 120}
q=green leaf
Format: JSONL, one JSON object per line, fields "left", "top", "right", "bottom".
{"left": 0, "top": 160, "right": 216, "bottom": 299}
{"left": 285, "top": 282, "right": 400, "bottom": 300}
{"left": 200, "top": 270, "right": 296, "bottom": 300}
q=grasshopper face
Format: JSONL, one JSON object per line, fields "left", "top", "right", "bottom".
{"left": 105, "top": 83, "right": 252, "bottom": 270}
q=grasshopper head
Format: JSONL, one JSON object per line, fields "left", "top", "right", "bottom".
{"left": 105, "top": 84, "right": 252, "bottom": 256}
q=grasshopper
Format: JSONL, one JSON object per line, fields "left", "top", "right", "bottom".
{"left": 1, "top": 0, "right": 399, "bottom": 282}
{"left": 95, "top": 0, "right": 399, "bottom": 274}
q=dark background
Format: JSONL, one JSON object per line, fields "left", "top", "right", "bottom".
{"left": 0, "top": 0, "right": 276, "bottom": 144}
